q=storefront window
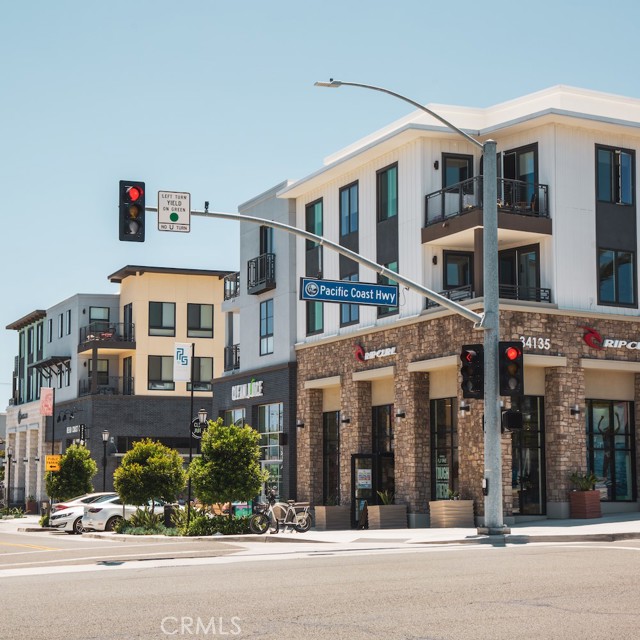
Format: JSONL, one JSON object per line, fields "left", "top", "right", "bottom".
{"left": 430, "top": 398, "right": 458, "bottom": 500}
{"left": 372, "top": 405, "right": 395, "bottom": 499}
{"left": 258, "top": 403, "right": 283, "bottom": 497}
{"left": 587, "top": 400, "right": 636, "bottom": 501}
{"left": 323, "top": 411, "right": 340, "bottom": 504}
{"left": 222, "top": 408, "right": 245, "bottom": 426}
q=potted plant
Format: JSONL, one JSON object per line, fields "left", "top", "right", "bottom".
{"left": 429, "top": 491, "right": 475, "bottom": 528}
{"left": 568, "top": 471, "right": 601, "bottom": 519}
{"left": 367, "top": 491, "right": 407, "bottom": 529}
{"left": 314, "top": 496, "right": 351, "bottom": 531}
{"left": 25, "top": 495, "right": 38, "bottom": 515}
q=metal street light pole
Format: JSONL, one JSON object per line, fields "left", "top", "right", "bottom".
{"left": 314, "top": 80, "right": 505, "bottom": 533}
{"left": 6, "top": 446, "right": 13, "bottom": 514}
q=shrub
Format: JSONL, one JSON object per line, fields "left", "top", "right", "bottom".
{"left": 181, "top": 513, "right": 251, "bottom": 537}
{"left": 39, "top": 513, "right": 50, "bottom": 527}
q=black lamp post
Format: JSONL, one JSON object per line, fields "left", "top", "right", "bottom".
{"left": 101, "top": 430, "right": 109, "bottom": 491}
{"left": 6, "top": 446, "right": 13, "bottom": 514}
{"left": 186, "top": 408, "right": 208, "bottom": 528}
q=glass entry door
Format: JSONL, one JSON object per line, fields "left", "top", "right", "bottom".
{"left": 351, "top": 455, "right": 374, "bottom": 528}
{"left": 499, "top": 244, "right": 539, "bottom": 301}
{"left": 511, "top": 396, "right": 545, "bottom": 515}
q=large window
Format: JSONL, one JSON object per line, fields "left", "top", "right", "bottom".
{"left": 147, "top": 355, "right": 174, "bottom": 390}
{"left": 598, "top": 249, "right": 636, "bottom": 306}
{"left": 305, "top": 199, "right": 323, "bottom": 250}
{"left": 306, "top": 300, "right": 323, "bottom": 335}
{"left": 259, "top": 299, "right": 274, "bottom": 355}
{"left": 377, "top": 261, "right": 399, "bottom": 317}
{"left": 187, "top": 357, "right": 213, "bottom": 392}
{"left": 340, "top": 273, "right": 359, "bottom": 326}
{"left": 377, "top": 163, "right": 398, "bottom": 222}
{"left": 443, "top": 154, "right": 473, "bottom": 188}
{"left": 149, "top": 302, "right": 176, "bottom": 336}
{"left": 259, "top": 225, "right": 274, "bottom": 255}
{"left": 372, "top": 405, "right": 395, "bottom": 500}
{"left": 187, "top": 303, "right": 213, "bottom": 338}
{"left": 340, "top": 181, "right": 358, "bottom": 236}
{"left": 88, "top": 359, "right": 109, "bottom": 386}
{"left": 444, "top": 251, "right": 473, "bottom": 289}
{"left": 430, "top": 398, "right": 458, "bottom": 500}
{"left": 223, "top": 408, "right": 245, "bottom": 426}
{"left": 258, "top": 403, "right": 284, "bottom": 497}
{"left": 597, "top": 146, "right": 633, "bottom": 205}
{"left": 323, "top": 411, "right": 340, "bottom": 504}
{"left": 587, "top": 400, "right": 636, "bottom": 501}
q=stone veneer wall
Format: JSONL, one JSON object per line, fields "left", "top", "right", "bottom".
{"left": 297, "top": 308, "right": 640, "bottom": 517}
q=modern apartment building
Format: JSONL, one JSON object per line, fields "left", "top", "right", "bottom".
{"left": 217, "top": 182, "right": 299, "bottom": 499}
{"left": 5, "top": 266, "right": 229, "bottom": 500}
{"left": 282, "top": 85, "right": 640, "bottom": 525}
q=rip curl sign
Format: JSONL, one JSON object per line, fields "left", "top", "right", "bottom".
{"left": 581, "top": 325, "right": 640, "bottom": 350}
{"left": 354, "top": 343, "right": 397, "bottom": 362}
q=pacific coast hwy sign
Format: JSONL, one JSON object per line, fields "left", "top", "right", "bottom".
{"left": 300, "top": 277, "right": 399, "bottom": 306}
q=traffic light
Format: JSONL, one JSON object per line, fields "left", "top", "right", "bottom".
{"left": 460, "top": 344, "right": 484, "bottom": 399}
{"left": 499, "top": 341, "right": 524, "bottom": 396}
{"left": 119, "top": 180, "right": 145, "bottom": 242}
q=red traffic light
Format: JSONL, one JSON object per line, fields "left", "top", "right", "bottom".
{"left": 127, "top": 186, "right": 143, "bottom": 202}
{"left": 463, "top": 349, "right": 478, "bottom": 363}
{"left": 504, "top": 345, "right": 521, "bottom": 361}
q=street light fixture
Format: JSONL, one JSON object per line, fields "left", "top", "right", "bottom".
{"left": 315, "top": 79, "right": 505, "bottom": 533}
{"left": 187, "top": 408, "right": 209, "bottom": 528}
{"left": 101, "top": 430, "right": 110, "bottom": 492}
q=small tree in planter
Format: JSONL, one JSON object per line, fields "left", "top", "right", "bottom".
{"left": 45, "top": 444, "right": 98, "bottom": 502}
{"left": 367, "top": 490, "right": 408, "bottom": 529}
{"left": 188, "top": 418, "right": 267, "bottom": 521}
{"left": 568, "top": 471, "right": 601, "bottom": 519}
{"left": 114, "top": 438, "right": 186, "bottom": 510}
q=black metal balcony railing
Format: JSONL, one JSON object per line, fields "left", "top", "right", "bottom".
{"left": 426, "top": 283, "right": 552, "bottom": 308}
{"left": 426, "top": 284, "right": 475, "bottom": 308}
{"left": 79, "top": 322, "right": 135, "bottom": 346}
{"left": 78, "top": 376, "right": 135, "bottom": 396}
{"left": 247, "top": 253, "right": 276, "bottom": 295}
{"left": 224, "top": 344, "right": 240, "bottom": 371}
{"left": 224, "top": 272, "right": 240, "bottom": 300}
{"left": 425, "top": 176, "right": 549, "bottom": 226}
{"left": 499, "top": 284, "right": 552, "bottom": 303}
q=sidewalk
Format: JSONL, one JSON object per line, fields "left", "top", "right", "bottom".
{"left": 4, "top": 511, "right": 640, "bottom": 545}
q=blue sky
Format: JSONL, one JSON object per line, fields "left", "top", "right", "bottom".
{"left": 2, "top": 0, "right": 640, "bottom": 397}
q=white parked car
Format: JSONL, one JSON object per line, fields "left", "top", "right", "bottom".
{"left": 49, "top": 495, "right": 120, "bottom": 535}
{"left": 81, "top": 496, "right": 165, "bottom": 532}
{"left": 51, "top": 492, "right": 118, "bottom": 513}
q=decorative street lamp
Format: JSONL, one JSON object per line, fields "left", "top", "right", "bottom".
{"left": 101, "top": 430, "right": 110, "bottom": 492}
{"left": 314, "top": 80, "right": 505, "bottom": 533}
{"left": 186, "top": 408, "right": 208, "bottom": 527}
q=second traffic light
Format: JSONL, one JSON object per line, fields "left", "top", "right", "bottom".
{"left": 460, "top": 344, "right": 484, "bottom": 399}
{"left": 499, "top": 341, "right": 524, "bottom": 396}
{"left": 119, "top": 180, "right": 145, "bottom": 242}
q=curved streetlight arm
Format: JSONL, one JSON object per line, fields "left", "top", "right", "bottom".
{"left": 314, "top": 80, "right": 483, "bottom": 150}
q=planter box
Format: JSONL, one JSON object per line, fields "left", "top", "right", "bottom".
{"left": 429, "top": 500, "right": 475, "bottom": 528}
{"left": 314, "top": 505, "right": 351, "bottom": 531}
{"left": 569, "top": 490, "right": 602, "bottom": 519}
{"left": 25, "top": 500, "right": 38, "bottom": 515}
{"left": 367, "top": 504, "right": 408, "bottom": 529}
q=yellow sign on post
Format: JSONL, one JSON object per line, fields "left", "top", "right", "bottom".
{"left": 45, "top": 455, "right": 61, "bottom": 472}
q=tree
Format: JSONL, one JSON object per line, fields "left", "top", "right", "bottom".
{"left": 114, "top": 438, "right": 186, "bottom": 508}
{"left": 189, "top": 418, "right": 267, "bottom": 516}
{"left": 45, "top": 444, "right": 98, "bottom": 501}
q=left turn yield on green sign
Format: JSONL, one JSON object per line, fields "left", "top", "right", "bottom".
{"left": 158, "top": 191, "right": 191, "bottom": 232}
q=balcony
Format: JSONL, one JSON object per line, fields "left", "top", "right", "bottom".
{"left": 224, "top": 272, "right": 240, "bottom": 300}
{"left": 247, "top": 253, "right": 276, "bottom": 295}
{"left": 78, "top": 322, "right": 135, "bottom": 353}
{"left": 78, "top": 376, "right": 135, "bottom": 396}
{"left": 426, "top": 284, "right": 475, "bottom": 308}
{"left": 426, "top": 283, "right": 552, "bottom": 308}
{"left": 224, "top": 344, "right": 240, "bottom": 372}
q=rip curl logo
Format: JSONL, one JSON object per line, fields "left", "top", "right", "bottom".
{"left": 354, "top": 344, "right": 366, "bottom": 362}
{"left": 581, "top": 326, "right": 604, "bottom": 350}
{"left": 354, "top": 343, "right": 397, "bottom": 362}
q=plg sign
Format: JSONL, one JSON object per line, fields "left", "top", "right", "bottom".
{"left": 300, "top": 277, "right": 398, "bottom": 307}
{"left": 158, "top": 191, "right": 191, "bottom": 232}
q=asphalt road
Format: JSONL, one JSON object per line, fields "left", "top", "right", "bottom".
{"left": 1, "top": 530, "right": 639, "bottom": 640}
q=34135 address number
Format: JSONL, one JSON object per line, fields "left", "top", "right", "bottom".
{"left": 519, "top": 336, "right": 551, "bottom": 350}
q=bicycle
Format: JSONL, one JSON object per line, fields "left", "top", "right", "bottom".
{"left": 249, "top": 487, "right": 312, "bottom": 534}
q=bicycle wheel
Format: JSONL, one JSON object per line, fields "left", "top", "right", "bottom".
{"left": 294, "top": 512, "right": 312, "bottom": 533}
{"left": 249, "top": 513, "right": 270, "bottom": 535}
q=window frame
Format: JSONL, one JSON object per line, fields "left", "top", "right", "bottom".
{"left": 376, "top": 163, "right": 398, "bottom": 222}
{"left": 305, "top": 198, "right": 323, "bottom": 250}
{"left": 377, "top": 261, "right": 399, "bottom": 317}
{"left": 340, "top": 272, "right": 359, "bottom": 326}
{"left": 148, "top": 302, "right": 176, "bottom": 337}
{"left": 187, "top": 303, "right": 214, "bottom": 338}
{"left": 597, "top": 248, "right": 637, "bottom": 308}
{"left": 597, "top": 145, "right": 634, "bottom": 206}
{"left": 306, "top": 300, "right": 324, "bottom": 336}
{"left": 186, "top": 356, "right": 213, "bottom": 392}
{"left": 442, "top": 153, "right": 474, "bottom": 189}
{"left": 147, "top": 355, "right": 175, "bottom": 391}
{"left": 339, "top": 181, "right": 359, "bottom": 237}
{"left": 259, "top": 298, "right": 274, "bottom": 356}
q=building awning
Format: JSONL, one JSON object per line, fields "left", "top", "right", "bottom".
{"left": 33, "top": 356, "right": 71, "bottom": 379}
